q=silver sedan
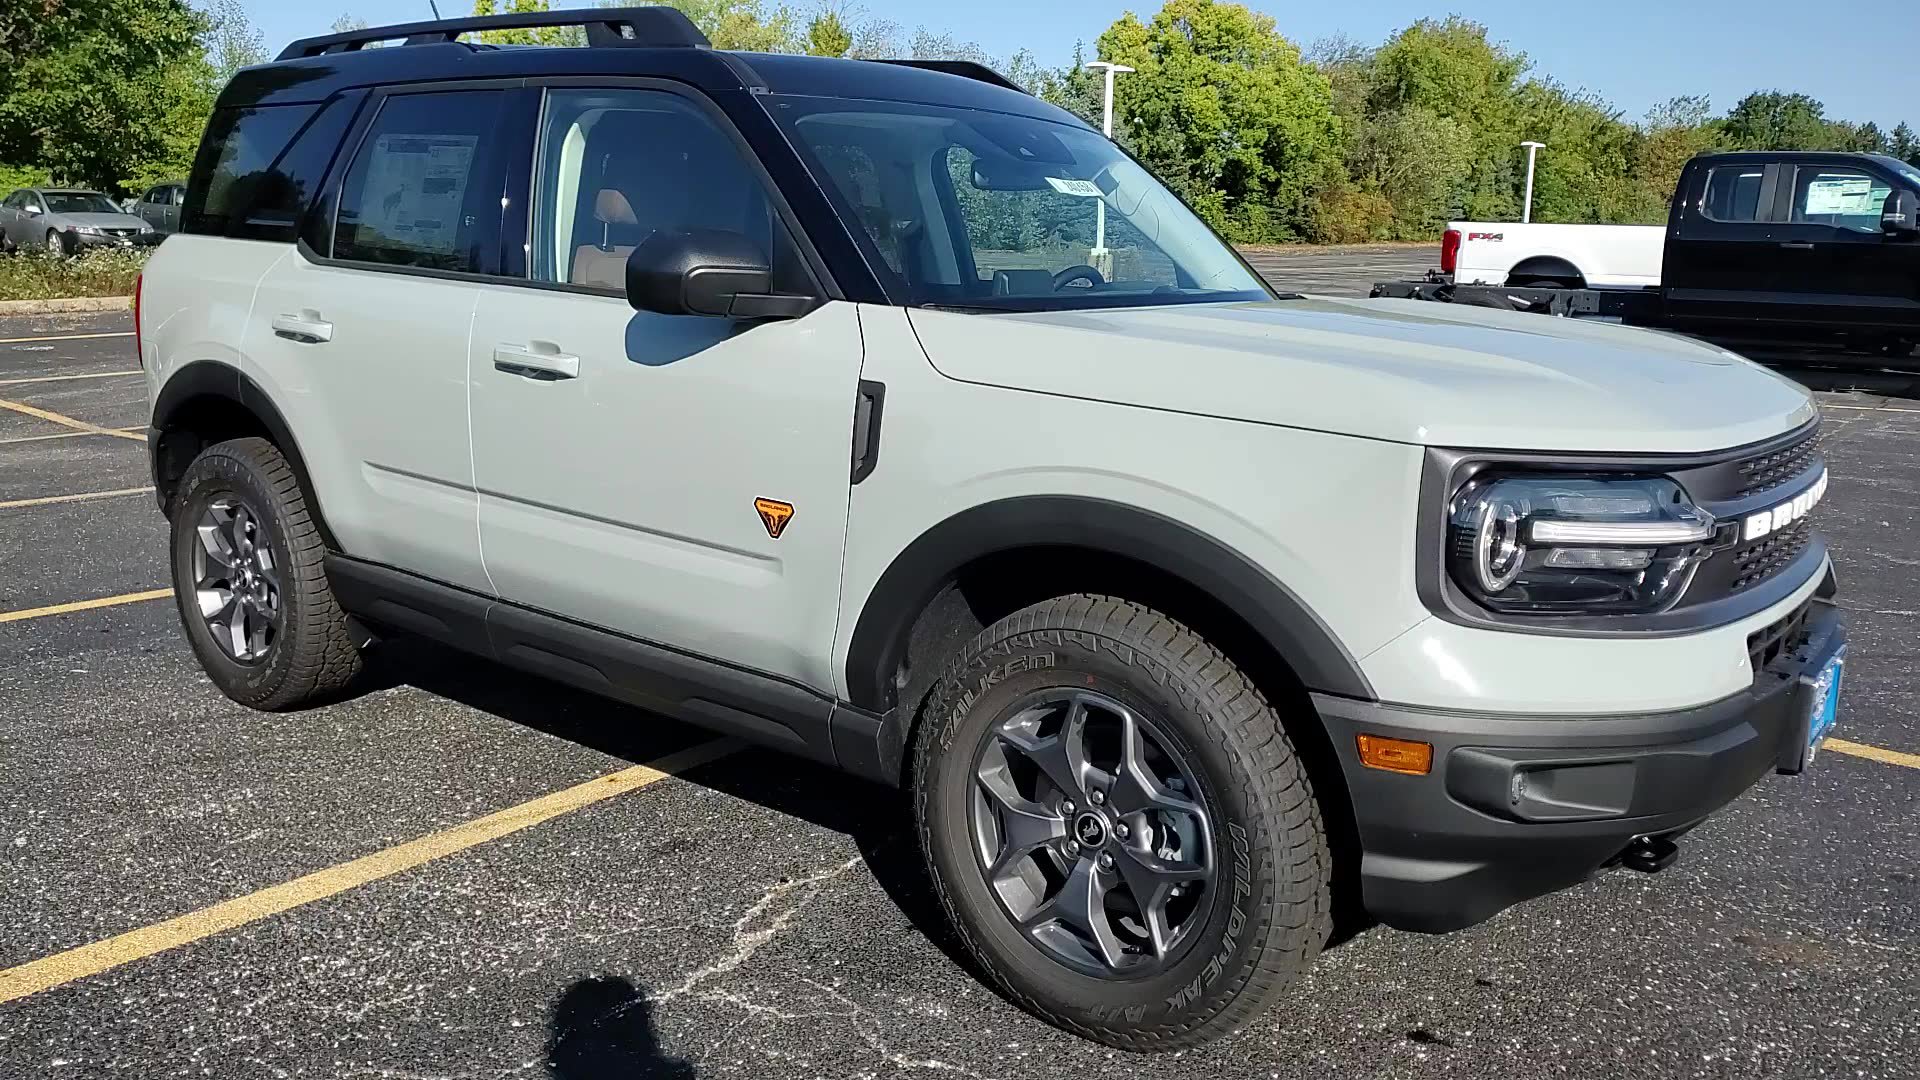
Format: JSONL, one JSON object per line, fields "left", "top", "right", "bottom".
{"left": 0, "top": 187, "right": 160, "bottom": 255}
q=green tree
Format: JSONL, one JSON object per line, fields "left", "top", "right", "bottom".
{"left": 1723, "top": 91, "right": 1834, "bottom": 150}
{"left": 1893, "top": 122, "right": 1919, "bottom": 165}
{"left": 1366, "top": 17, "right": 1529, "bottom": 221}
{"left": 1095, "top": 0, "right": 1343, "bottom": 243}
{"left": 804, "top": 8, "right": 851, "bottom": 57}
{"left": 470, "top": 0, "right": 578, "bottom": 45}
{"left": 205, "top": 0, "right": 266, "bottom": 80}
{"left": 1627, "top": 96, "right": 1724, "bottom": 218}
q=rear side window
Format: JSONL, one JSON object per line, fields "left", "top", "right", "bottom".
{"left": 1701, "top": 166, "right": 1764, "bottom": 222}
{"left": 333, "top": 90, "right": 509, "bottom": 274}
{"left": 184, "top": 104, "right": 318, "bottom": 235}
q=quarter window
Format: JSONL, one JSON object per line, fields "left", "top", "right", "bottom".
{"left": 185, "top": 104, "right": 319, "bottom": 235}
{"left": 335, "top": 90, "right": 508, "bottom": 273}
{"left": 529, "top": 88, "right": 802, "bottom": 291}
{"left": 1791, "top": 168, "right": 1892, "bottom": 232}
{"left": 1701, "top": 166, "right": 1764, "bottom": 222}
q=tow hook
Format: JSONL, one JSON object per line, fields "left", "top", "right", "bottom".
{"left": 1621, "top": 836, "right": 1679, "bottom": 874}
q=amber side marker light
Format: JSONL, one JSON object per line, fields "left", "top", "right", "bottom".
{"left": 1356, "top": 734, "right": 1433, "bottom": 775}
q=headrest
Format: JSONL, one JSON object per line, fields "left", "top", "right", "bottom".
{"left": 595, "top": 188, "right": 638, "bottom": 225}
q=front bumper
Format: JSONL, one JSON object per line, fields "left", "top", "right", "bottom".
{"left": 1314, "top": 580, "right": 1845, "bottom": 933}
{"left": 70, "top": 230, "right": 161, "bottom": 249}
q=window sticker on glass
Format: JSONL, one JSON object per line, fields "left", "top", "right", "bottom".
{"left": 1044, "top": 176, "right": 1103, "bottom": 198}
{"left": 358, "top": 133, "right": 477, "bottom": 254}
{"left": 1804, "top": 176, "right": 1876, "bottom": 216}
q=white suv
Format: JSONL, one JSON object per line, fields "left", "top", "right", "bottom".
{"left": 140, "top": 7, "right": 1847, "bottom": 1051}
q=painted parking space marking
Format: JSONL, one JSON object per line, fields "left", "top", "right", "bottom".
{"left": 1825, "top": 737, "right": 1920, "bottom": 770}
{"left": 0, "top": 486, "right": 154, "bottom": 511}
{"left": 0, "top": 331, "right": 133, "bottom": 345}
{"left": 1820, "top": 404, "right": 1920, "bottom": 415}
{"left": 0, "top": 588, "right": 172, "bottom": 625}
{"left": 0, "top": 738, "right": 736, "bottom": 1005}
{"left": 0, "top": 397, "right": 145, "bottom": 441}
{"left": 0, "top": 370, "right": 142, "bottom": 388}
{"left": 0, "top": 425, "right": 144, "bottom": 446}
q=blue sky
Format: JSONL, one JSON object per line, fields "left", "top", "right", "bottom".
{"left": 242, "top": 1, "right": 1917, "bottom": 131}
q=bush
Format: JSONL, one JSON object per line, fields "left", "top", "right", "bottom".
{"left": 0, "top": 248, "right": 148, "bottom": 301}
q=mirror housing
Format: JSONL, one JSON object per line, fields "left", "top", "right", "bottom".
{"left": 1883, "top": 189, "right": 1918, "bottom": 239}
{"left": 22, "top": 205, "right": 40, "bottom": 216}
{"left": 625, "top": 229, "right": 816, "bottom": 319}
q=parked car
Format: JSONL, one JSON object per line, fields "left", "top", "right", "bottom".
{"left": 1443, "top": 220, "right": 1665, "bottom": 288}
{"left": 0, "top": 187, "right": 160, "bottom": 254}
{"left": 140, "top": 7, "right": 1847, "bottom": 1051}
{"left": 1382, "top": 151, "right": 1920, "bottom": 363}
{"left": 131, "top": 181, "right": 189, "bottom": 234}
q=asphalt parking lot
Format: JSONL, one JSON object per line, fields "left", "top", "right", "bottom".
{"left": 1, "top": 260, "right": 1917, "bottom": 1078}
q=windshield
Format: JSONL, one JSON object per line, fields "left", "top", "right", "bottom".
{"left": 775, "top": 96, "right": 1270, "bottom": 311}
{"left": 42, "top": 192, "right": 120, "bottom": 215}
{"left": 1877, "top": 156, "right": 1920, "bottom": 190}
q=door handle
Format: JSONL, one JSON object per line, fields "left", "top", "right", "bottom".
{"left": 1779, "top": 242, "right": 1817, "bottom": 250}
{"left": 492, "top": 342, "right": 580, "bottom": 381}
{"left": 271, "top": 311, "right": 333, "bottom": 344}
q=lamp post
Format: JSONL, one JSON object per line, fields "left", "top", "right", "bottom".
{"left": 1083, "top": 60, "right": 1133, "bottom": 277}
{"left": 1520, "top": 140, "right": 1546, "bottom": 223}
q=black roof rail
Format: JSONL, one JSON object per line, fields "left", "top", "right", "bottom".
{"left": 866, "top": 59, "right": 1028, "bottom": 95}
{"left": 275, "top": 6, "right": 710, "bottom": 61}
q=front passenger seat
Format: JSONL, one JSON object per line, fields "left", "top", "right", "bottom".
{"left": 572, "top": 188, "right": 640, "bottom": 289}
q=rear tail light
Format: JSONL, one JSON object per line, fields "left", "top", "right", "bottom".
{"left": 133, "top": 272, "right": 143, "bottom": 367}
{"left": 1440, "top": 229, "right": 1461, "bottom": 275}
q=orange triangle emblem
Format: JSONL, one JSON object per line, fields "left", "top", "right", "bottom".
{"left": 754, "top": 498, "right": 794, "bottom": 539}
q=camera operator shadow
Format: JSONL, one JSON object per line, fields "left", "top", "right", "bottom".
{"left": 548, "top": 976, "right": 695, "bottom": 1079}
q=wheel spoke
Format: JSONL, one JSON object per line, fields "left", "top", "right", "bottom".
{"left": 1108, "top": 706, "right": 1203, "bottom": 820}
{"left": 196, "top": 585, "right": 233, "bottom": 619}
{"left": 1027, "top": 858, "right": 1126, "bottom": 970}
{"left": 195, "top": 522, "right": 236, "bottom": 581}
{"left": 977, "top": 771, "right": 1066, "bottom": 877}
{"left": 998, "top": 696, "right": 1094, "bottom": 801}
{"left": 246, "top": 597, "right": 272, "bottom": 658}
{"left": 223, "top": 594, "right": 248, "bottom": 657}
{"left": 1113, "top": 846, "right": 1206, "bottom": 958}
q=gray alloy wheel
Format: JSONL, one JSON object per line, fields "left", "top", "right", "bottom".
{"left": 190, "top": 496, "right": 283, "bottom": 663}
{"left": 970, "top": 688, "right": 1214, "bottom": 979}
{"left": 46, "top": 229, "right": 70, "bottom": 256}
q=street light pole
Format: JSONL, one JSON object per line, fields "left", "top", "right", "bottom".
{"left": 1520, "top": 140, "right": 1546, "bottom": 224}
{"left": 1083, "top": 60, "right": 1133, "bottom": 277}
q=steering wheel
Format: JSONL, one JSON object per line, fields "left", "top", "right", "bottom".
{"left": 1052, "top": 264, "right": 1106, "bottom": 290}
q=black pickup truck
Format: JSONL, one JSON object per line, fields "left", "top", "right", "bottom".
{"left": 1373, "top": 151, "right": 1920, "bottom": 365}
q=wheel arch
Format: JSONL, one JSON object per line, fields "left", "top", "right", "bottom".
{"left": 1504, "top": 255, "right": 1586, "bottom": 288}
{"left": 150, "top": 360, "right": 338, "bottom": 550}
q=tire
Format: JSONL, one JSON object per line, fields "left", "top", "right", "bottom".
{"left": 912, "top": 595, "right": 1330, "bottom": 1051}
{"left": 46, "top": 229, "right": 71, "bottom": 257}
{"left": 168, "top": 437, "right": 362, "bottom": 709}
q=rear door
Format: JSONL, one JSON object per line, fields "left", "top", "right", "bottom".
{"left": 1767, "top": 162, "right": 1920, "bottom": 333}
{"left": 1660, "top": 161, "right": 1785, "bottom": 327}
{"left": 239, "top": 85, "right": 523, "bottom": 593}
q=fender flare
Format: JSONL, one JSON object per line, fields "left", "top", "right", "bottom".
{"left": 842, "top": 495, "right": 1375, "bottom": 714}
{"left": 150, "top": 360, "right": 338, "bottom": 549}
{"left": 1505, "top": 255, "right": 1586, "bottom": 287}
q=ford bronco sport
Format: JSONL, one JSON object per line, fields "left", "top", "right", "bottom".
{"left": 140, "top": 7, "right": 1847, "bottom": 1051}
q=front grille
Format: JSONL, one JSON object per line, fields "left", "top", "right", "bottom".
{"left": 1729, "top": 517, "right": 1815, "bottom": 592}
{"left": 1746, "top": 598, "right": 1811, "bottom": 674}
{"left": 104, "top": 228, "right": 138, "bottom": 238}
{"left": 1732, "top": 428, "right": 1822, "bottom": 501}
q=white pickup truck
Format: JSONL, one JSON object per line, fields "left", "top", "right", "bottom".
{"left": 1442, "top": 221, "right": 1665, "bottom": 289}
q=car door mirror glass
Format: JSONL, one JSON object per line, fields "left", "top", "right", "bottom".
{"left": 23, "top": 205, "right": 39, "bottom": 215}
{"left": 625, "top": 229, "right": 815, "bottom": 319}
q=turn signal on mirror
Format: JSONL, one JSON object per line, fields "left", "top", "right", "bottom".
{"left": 1356, "top": 734, "right": 1433, "bottom": 776}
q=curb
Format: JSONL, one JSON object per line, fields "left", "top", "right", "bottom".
{"left": 0, "top": 296, "right": 133, "bottom": 315}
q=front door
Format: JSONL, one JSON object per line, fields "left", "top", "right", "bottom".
{"left": 1767, "top": 163, "right": 1920, "bottom": 334}
{"left": 467, "top": 86, "right": 863, "bottom": 692}
{"left": 1661, "top": 162, "right": 1785, "bottom": 329}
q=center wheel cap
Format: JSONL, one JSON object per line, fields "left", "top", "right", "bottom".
{"left": 1072, "top": 811, "right": 1108, "bottom": 849}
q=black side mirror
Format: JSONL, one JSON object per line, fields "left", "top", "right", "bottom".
{"left": 625, "top": 229, "right": 816, "bottom": 319}
{"left": 1883, "top": 189, "right": 1918, "bottom": 239}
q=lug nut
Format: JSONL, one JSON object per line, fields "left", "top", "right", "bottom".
{"left": 1061, "top": 800, "right": 1075, "bottom": 815}
{"left": 1098, "top": 853, "right": 1114, "bottom": 869}
{"left": 1115, "top": 823, "right": 1129, "bottom": 839}
{"left": 1090, "top": 790, "right": 1104, "bottom": 805}
{"left": 1065, "top": 841, "right": 1080, "bottom": 856}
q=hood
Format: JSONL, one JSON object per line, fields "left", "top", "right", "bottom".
{"left": 905, "top": 297, "right": 1817, "bottom": 453}
{"left": 58, "top": 212, "right": 147, "bottom": 230}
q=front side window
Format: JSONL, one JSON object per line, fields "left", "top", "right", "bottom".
{"left": 335, "top": 90, "right": 507, "bottom": 273}
{"left": 778, "top": 97, "right": 1267, "bottom": 310}
{"left": 1701, "top": 167, "right": 1764, "bottom": 222}
{"left": 530, "top": 88, "right": 801, "bottom": 292}
{"left": 43, "top": 192, "right": 117, "bottom": 214}
{"left": 1791, "top": 168, "right": 1893, "bottom": 231}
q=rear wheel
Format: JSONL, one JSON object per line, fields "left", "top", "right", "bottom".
{"left": 913, "top": 595, "right": 1330, "bottom": 1050}
{"left": 168, "top": 437, "right": 362, "bottom": 709}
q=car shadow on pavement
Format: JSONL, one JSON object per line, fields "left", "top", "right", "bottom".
{"left": 548, "top": 975, "right": 696, "bottom": 1079}
{"left": 364, "top": 638, "right": 992, "bottom": 983}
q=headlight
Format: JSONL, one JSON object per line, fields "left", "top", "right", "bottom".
{"left": 73, "top": 224, "right": 100, "bottom": 235}
{"left": 1447, "top": 474, "right": 1714, "bottom": 615}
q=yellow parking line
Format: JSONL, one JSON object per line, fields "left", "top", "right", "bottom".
{"left": 0, "top": 486, "right": 153, "bottom": 511}
{"left": 0, "top": 370, "right": 141, "bottom": 387}
{"left": 1821, "top": 404, "right": 1920, "bottom": 414}
{"left": 0, "top": 397, "right": 145, "bottom": 441}
{"left": 1826, "top": 738, "right": 1920, "bottom": 770}
{"left": 0, "top": 331, "right": 134, "bottom": 345}
{"left": 0, "top": 588, "right": 172, "bottom": 624}
{"left": 0, "top": 738, "right": 736, "bottom": 1005}
{"left": 0, "top": 425, "right": 144, "bottom": 446}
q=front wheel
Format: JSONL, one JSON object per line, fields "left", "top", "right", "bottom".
{"left": 45, "top": 229, "right": 72, "bottom": 256}
{"left": 913, "top": 595, "right": 1330, "bottom": 1050}
{"left": 168, "top": 437, "right": 362, "bottom": 709}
